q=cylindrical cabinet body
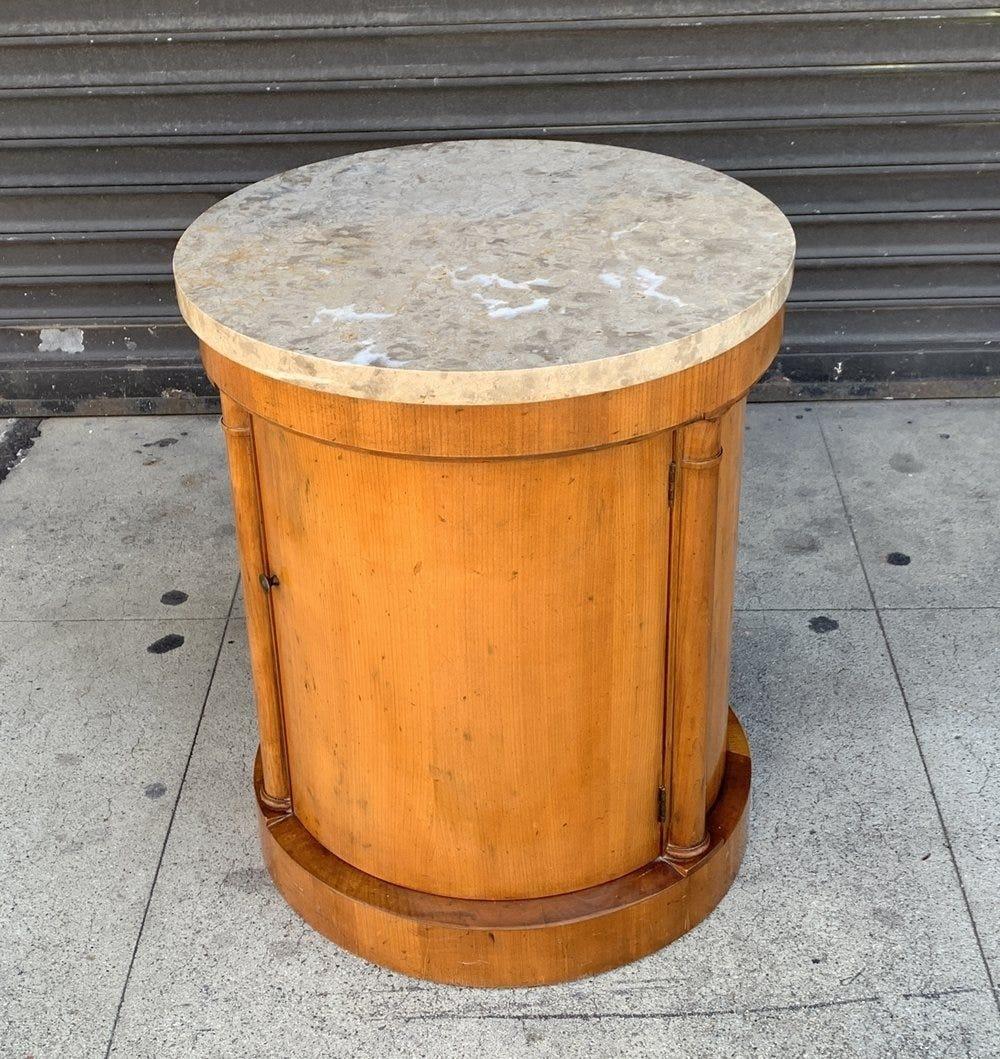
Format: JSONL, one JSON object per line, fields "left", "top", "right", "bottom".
{"left": 254, "top": 418, "right": 670, "bottom": 900}
{"left": 175, "top": 140, "right": 795, "bottom": 986}
{"left": 199, "top": 314, "right": 777, "bottom": 985}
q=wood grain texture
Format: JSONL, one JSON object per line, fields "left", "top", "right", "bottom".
{"left": 251, "top": 420, "right": 670, "bottom": 900}
{"left": 664, "top": 417, "right": 723, "bottom": 859}
{"left": 256, "top": 709, "right": 751, "bottom": 988}
{"left": 218, "top": 393, "right": 290, "bottom": 809}
{"left": 706, "top": 398, "right": 747, "bottom": 807}
{"left": 203, "top": 308, "right": 784, "bottom": 984}
{"left": 200, "top": 311, "right": 782, "bottom": 459}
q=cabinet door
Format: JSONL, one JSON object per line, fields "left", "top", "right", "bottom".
{"left": 253, "top": 419, "right": 671, "bottom": 900}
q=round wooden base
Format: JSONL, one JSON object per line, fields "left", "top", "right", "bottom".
{"left": 255, "top": 710, "right": 751, "bottom": 988}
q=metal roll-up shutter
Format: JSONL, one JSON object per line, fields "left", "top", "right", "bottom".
{"left": 1, "top": 2, "right": 997, "bottom": 413}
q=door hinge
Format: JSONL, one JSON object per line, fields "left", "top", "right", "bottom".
{"left": 657, "top": 785, "right": 667, "bottom": 823}
{"left": 667, "top": 461, "right": 677, "bottom": 507}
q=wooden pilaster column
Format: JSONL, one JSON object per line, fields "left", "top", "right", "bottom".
{"left": 219, "top": 390, "right": 291, "bottom": 811}
{"left": 664, "top": 416, "right": 724, "bottom": 860}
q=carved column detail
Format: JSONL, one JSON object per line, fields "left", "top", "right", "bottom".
{"left": 665, "top": 416, "right": 724, "bottom": 860}
{"left": 219, "top": 391, "right": 291, "bottom": 811}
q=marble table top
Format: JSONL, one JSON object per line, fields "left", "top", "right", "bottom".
{"left": 174, "top": 140, "right": 795, "bottom": 406}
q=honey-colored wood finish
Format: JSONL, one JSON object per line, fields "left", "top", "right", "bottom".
{"left": 205, "top": 310, "right": 783, "bottom": 985}
{"left": 251, "top": 422, "right": 670, "bottom": 900}
{"left": 218, "top": 393, "right": 290, "bottom": 810}
{"left": 707, "top": 400, "right": 747, "bottom": 806}
{"left": 664, "top": 417, "right": 723, "bottom": 859}
{"left": 200, "top": 311, "right": 782, "bottom": 459}
{"left": 256, "top": 710, "right": 750, "bottom": 987}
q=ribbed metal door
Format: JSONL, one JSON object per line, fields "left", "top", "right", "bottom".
{"left": 1, "top": 3, "right": 998, "bottom": 412}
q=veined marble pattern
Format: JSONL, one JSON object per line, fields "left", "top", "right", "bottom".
{"left": 174, "top": 140, "right": 795, "bottom": 405}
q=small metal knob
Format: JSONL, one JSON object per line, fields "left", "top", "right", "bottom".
{"left": 259, "top": 573, "right": 279, "bottom": 592}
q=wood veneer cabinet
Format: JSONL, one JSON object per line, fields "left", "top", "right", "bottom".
{"left": 174, "top": 140, "right": 795, "bottom": 986}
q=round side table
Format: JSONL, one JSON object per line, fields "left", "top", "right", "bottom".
{"left": 173, "top": 140, "right": 795, "bottom": 987}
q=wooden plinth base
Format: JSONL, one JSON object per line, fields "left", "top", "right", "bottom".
{"left": 255, "top": 711, "right": 750, "bottom": 988}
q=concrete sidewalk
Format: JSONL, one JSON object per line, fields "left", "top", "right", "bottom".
{"left": 1, "top": 400, "right": 998, "bottom": 1058}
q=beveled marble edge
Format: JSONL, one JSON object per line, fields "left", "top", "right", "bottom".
{"left": 177, "top": 263, "right": 793, "bottom": 406}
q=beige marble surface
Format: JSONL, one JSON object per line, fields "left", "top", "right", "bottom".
{"left": 174, "top": 140, "right": 795, "bottom": 406}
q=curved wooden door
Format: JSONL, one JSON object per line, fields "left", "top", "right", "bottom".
{"left": 252, "top": 419, "right": 671, "bottom": 901}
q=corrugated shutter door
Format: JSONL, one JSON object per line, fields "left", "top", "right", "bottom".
{"left": 1, "top": 2, "right": 997, "bottom": 412}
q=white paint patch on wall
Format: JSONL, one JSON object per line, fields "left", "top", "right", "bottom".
{"left": 38, "top": 327, "right": 85, "bottom": 354}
